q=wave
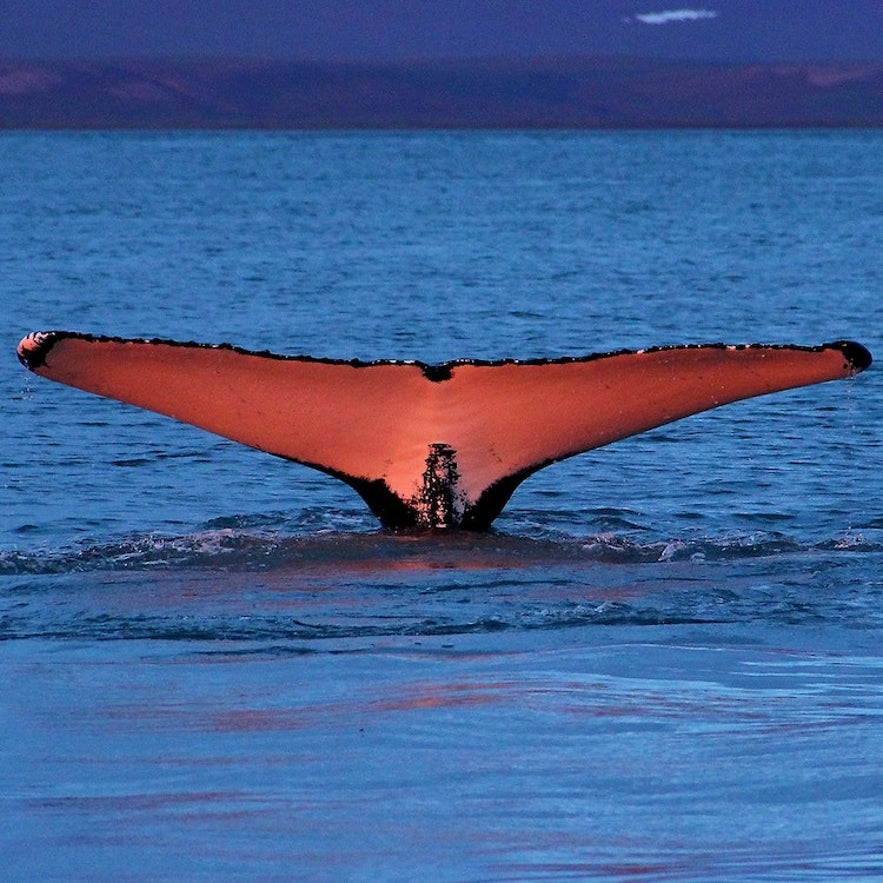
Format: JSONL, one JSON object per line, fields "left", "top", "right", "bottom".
{"left": 3, "top": 521, "right": 882, "bottom": 643}
{"left": 2, "top": 523, "right": 881, "bottom": 577}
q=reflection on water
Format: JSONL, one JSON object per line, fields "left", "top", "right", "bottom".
{"left": 7, "top": 634, "right": 883, "bottom": 880}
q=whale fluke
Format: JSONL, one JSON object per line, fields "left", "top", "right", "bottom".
{"left": 17, "top": 332, "right": 871, "bottom": 530}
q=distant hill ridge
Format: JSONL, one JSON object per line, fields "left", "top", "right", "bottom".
{"left": 1, "top": 57, "right": 881, "bottom": 128}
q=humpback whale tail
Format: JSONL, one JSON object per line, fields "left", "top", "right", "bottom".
{"left": 17, "top": 332, "right": 871, "bottom": 530}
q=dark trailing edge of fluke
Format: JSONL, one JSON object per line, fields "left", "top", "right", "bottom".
{"left": 15, "top": 331, "right": 874, "bottom": 377}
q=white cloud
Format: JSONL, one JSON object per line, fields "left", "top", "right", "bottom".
{"left": 630, "top": 9, "right": 719, "bottom": 25}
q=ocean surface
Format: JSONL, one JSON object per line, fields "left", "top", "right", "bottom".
{"left": 2, "top": 130, "right": 882, "bottom": 880}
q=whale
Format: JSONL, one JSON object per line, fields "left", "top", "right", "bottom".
{"left": 17, "top": 332, "right": 871, "bottom": 530}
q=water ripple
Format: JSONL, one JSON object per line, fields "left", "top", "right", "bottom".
{"left": 2, "top": 524, "right": 881, "bottom": 577}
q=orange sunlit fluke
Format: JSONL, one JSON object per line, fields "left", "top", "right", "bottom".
{"left": 17, "top": 331, "right": 871, "bottom": 530}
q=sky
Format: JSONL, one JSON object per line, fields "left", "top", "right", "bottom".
{"left": 1, "top": 1, "right": 881, "bottom": 64}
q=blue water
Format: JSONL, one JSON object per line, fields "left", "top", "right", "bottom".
{"left": 3, "top": 130, "right": 883, "bottom": 879}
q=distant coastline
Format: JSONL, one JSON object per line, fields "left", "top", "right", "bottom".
{"left": 1, "top": 56, "right": 882, "bottom": 129}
